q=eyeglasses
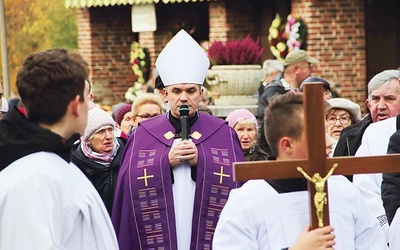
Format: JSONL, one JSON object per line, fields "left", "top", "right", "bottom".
{"left": 136, "top": 114, "right": 160, "bottom": 119}
{"left": 323, "top": 91, "right": 332, "bottom": 98}
{"left": 326, "top": 116, "right": 350, "bottom": 125}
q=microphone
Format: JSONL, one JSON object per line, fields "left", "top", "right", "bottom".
{"left": 179, "top": 105, "right": 190, "bottom": 140}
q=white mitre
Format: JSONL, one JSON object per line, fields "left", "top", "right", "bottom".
{"left": 156, "top": 29, "right": 210, "bottom": 86}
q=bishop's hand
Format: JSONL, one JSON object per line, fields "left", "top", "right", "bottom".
{"left": 168, "top": 140, "right": 198, "bottom": 167}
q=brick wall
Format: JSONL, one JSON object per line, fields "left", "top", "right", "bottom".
{"left": 76, "top": 0, "right": 367, "bottom": 110}
{"left": 291, "top": 0, "right": 367, "bottom": 111}
{"left": 77, "top": 6, "right": 137, "bottom": 106}
{"left": 209, "top": 0, "right": 258, "bottom": 42}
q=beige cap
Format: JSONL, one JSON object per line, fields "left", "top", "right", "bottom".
{"left": 284, "top": 49, "right": 319, "bottom": 66}
{"left": 156, "top": 29, "right": 210, "bottom": 86}
{"left": 326, "top": 98, "right": 361, "bottom": 121}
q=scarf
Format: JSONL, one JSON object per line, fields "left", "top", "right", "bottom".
{"left": 81, "top": 138, "right": 120, "bottom": 166}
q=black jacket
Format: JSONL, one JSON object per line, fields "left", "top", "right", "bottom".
{"left": 257, "top": 73, "right": 287, "bottom": 155}
{"left": 0, "top": 107, "right": 78, "bottom": 171}
{"left": 244, "top": 144, "right": 269, "bottom": 162}
{"left": 72, "top": 138, "right": 126, "bottom": 215}
{"left": 381, "top": 129, "right": 400, "bottom": 225}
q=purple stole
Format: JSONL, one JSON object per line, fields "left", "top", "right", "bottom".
{"left": 112, "top": 113, "right": 244, "bottom": 250}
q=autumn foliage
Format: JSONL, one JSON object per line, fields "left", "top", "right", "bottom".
{"left": 1, "top": 0, "right": 78, "bottom": 94}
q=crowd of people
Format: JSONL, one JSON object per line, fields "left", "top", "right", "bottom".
{"left": 0, "top": 29, "right": 399, "bottom": 250}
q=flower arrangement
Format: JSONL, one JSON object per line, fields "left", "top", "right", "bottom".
{"left": 268, "top": 14, "right": 308, "bottom": 62}
{"left": 125, "top": 42, "right": 150, "bottom": 103}
{"left": 130, "top": 41, "right": 150, "bottom": 84}
{"left": 124, "top": 82, "right": 144, "bottom": 103}
{"left": 207, "top": 35, "right": 265, "bottom": 65}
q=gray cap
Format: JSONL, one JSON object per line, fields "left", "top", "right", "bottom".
{"left": 284, "top": 49, "right": 319, "bottom": 66}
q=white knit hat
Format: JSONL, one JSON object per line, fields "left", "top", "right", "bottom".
{"left": 82, "top": 108, "right": 115, "bottom": 141}
{"left": 155, "top": 29, "right": 210, "bottom": 86}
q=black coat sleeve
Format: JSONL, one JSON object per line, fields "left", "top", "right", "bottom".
{"left": 381, "top": 130, "right": 400, "bottom": 225}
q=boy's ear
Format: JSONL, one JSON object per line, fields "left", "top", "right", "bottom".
{"left": 280, "top": 136, "right": 293, "bottom": 154}
{"left": 70, "top": 95, "right": 81, "bottom": 117}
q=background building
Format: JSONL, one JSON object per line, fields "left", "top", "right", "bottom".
{"left": 66, "top": 0, "right": 400, "bottom": 114}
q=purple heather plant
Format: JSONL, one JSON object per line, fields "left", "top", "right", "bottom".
{"left": 207, "top": 35, "right": 265, "bottom": 65}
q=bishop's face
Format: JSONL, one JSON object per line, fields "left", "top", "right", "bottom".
{"left": 165, "top": 83, "right": 203, "bottom": 118}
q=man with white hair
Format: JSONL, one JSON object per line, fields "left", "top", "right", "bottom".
{"left": 334, "top": 69, "right": 400, "bottom": 157}
{"left": 257, "top": 59, "right": 283, "bottom": 97}
{"left": 112, "top": 30, "right": 244, "bottom": 250}
{"left": 345, "top": 69, "right": 400, "bottom": 243}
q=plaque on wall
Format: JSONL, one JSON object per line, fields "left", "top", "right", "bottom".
{"left": 131, "top": 3, "right": 157, "bottom": 32}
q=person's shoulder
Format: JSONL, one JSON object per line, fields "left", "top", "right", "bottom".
{"left": 0, "top": 152, "right": 77, "bottom": 186}
{"left": 198, "top": 112, "right": 228, "bottom": 128}
{"left": 341, "top": 114, "right": 371, "bottom": 133}
{"left": 328, "top": 176, "right": 361, "bottom": 201}
{"left": 136, "top": 113, "right": 169, "bottom": 132}
{"left": 389, "top": 129, "right": 400, "bottom": 145}
{"left": 116, "top": 136, "right": 127, "bottom": 146}
{"left": 235, "top": 180, "right": 277, "bottom": 197}
{"left": 256, "top": 146, "right": 270, "bottom": 157}
{"left": 264, "top": 79, "right": 285, "bottom": 95}
{"left": 368, "top": 116, "right": 397, "bottom": 130}
{"left": 363, "top": 116, "right": 397, "bottom": 138}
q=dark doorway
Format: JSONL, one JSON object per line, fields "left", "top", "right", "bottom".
{"left": 365, "top": 0, "right": 400, "bottom": 81}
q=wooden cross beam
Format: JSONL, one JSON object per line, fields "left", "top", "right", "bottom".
{"left": 234, "top": 83, "right": 400, "bottom": 229}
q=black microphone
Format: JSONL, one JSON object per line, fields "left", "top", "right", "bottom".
{"left": 179, "top": 105, "right": 190, "bottom": 140}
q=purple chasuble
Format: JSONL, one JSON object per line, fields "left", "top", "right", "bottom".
{"left": 112, "top": 112, "right": 244, "bottom": 250}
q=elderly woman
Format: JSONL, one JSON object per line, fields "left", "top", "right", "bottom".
{"left": 130, "top": 93, "right": 163, "bottom": 133}
{"left": 226, "top": 109, "right": 269, "bottom": 161}
{"left": 72, "top": 107, "right": 126, "bottom": 215}
{"left": 325, "top": 98, "right": 361, "bottom": 154}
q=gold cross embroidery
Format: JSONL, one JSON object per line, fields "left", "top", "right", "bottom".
{"left": 137, "top": 168, "right": 154, "bottom": 187}
{"left": 214, "top": 166, "right": 230, "bottom": 184}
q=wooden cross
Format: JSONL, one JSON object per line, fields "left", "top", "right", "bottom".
{"left": 234, "top": 83, "right": 400, "bottom": 229}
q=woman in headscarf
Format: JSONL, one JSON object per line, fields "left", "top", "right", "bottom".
{"left": 226, "top": 109, "right": 269, "bottom": 161}
{"left": 72, "top": 107, "right": 126, "bottom": 215}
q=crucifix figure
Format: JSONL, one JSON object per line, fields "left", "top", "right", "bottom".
{"left": 297, "top": 164, "right": 337, "bottom": 227}
{"left": 233, "top": 83, "right": 400, "bottom": 230}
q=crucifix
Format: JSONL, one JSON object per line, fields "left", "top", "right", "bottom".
{"left": 234, "top": 83, "right": 400, "bottom": 229}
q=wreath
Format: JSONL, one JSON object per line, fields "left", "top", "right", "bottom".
{"left": 130, "top": 41, "right": 150, "bottom": 84}
{"left": 268, "top": 14, "right": 308, "bottom": 63}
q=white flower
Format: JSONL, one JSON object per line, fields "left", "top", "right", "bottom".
{"left": 124, "top": 83, "right": 144, "bottom": 103}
